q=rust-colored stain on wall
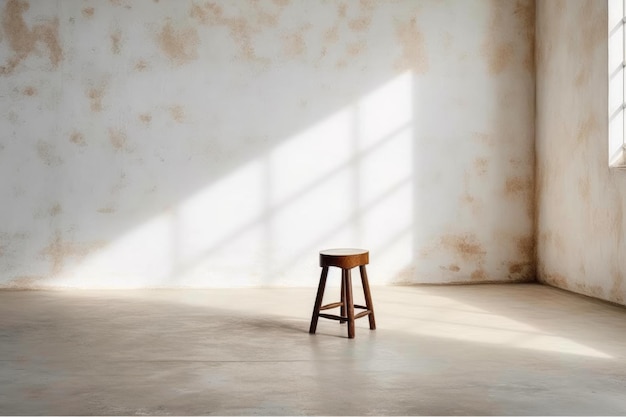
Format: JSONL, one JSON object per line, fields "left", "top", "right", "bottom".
{"left": 157, "top": 21, "right": 199, "bottom": 65}
{"left": 575, "top": 282, "right": 604, "bottom": 298}
{"left": 69, "top": 131, "right": 86, "bottom": 146}
{"left": 337, "top": 3, "right": 347, "bottom": 19}
{"left": 190, "top": 2, "right": 269, "bottom": 64}
{"left": 611, "top": 268, "right": 624, "bottom": 303}
{"left": 543, "top": 272, "right": 569, "bottom": 289}
{"left": 22, "top": 86, "right": 37, "bottom": 96}
{"left": 5, "top": 275, "right": 43, "bottom": 289}
{"left": 82, "top": 7, "right": 94, "bottom": 18}
{"left": 87, "top": 87, "right": 105, "bottom": 112}
{"left": 578, "top": 0, "right": 605, "bottom": 57}
{"left": 283, "top": 31, "right": 306, "bottom": 58}
{"left": 135, "top": 60, "right": 148, "bottom": 72}
{"left": 482, "top": 0, "right": 524, "bottom": 75}
{"left": 346, "top": 40, "right": 366, "bottom": 58}
{"left": 169, "top": 105, "right": 185, "bottom": 123}
{"left": 441, "top": 234, "right": 486, "bottom": 261}
{"left": 36, "top": 140, "right": 63, "bottom": 166}
{"left": 578, "top": 176, "right": 590, "bottom": 200}
{"left": 139, "top": 113, "right": 152, "bottom": 124}
{"left": 576, "top": 114, "right": 598, "bottom": 145}
{"left": 505, "top": 176, "right": 532, "bottom": 196}
{"left": 348, "top": 16, "right": 371, "bottom": 32}
{"left": 111, "top": 30, "right": 122, "bottom": 55}
{"left": 516, "top": 236, "right": 534, "bottom": 259}
{"left": 40, "top": 232, "right": 106, "bottom": 276}
{"left": 514, "top": 0, "right": 535, "bottom": 72}
{"left": 474, "top": 158, "right": 489, "bottom": 176}
{"left": 394, "top": 16, "right": 428, "bottom": 74}
{"left": 49, "top": 203, "right": 62, "bottom": 217}
{"left": 472, "top": 131, "right": 495, "bottom": 147}
{"left": 108, "top": 128, "right": 131, "bottom": 152}
{"left": 0, "top": 0, "right": 63, "bottom": 75}
{"left": 508, "top": 262, "right": 524, "bottom": 274}
{"left": 470, "top": 269, "right": 488, "bottom": 281}
{"left": 323, "top": 25, "right": 339, "bottom": 45}
{"left": 97, "top": 206, "right": 116, "bottom": 214}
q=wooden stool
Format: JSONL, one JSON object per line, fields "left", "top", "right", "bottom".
{"left": 309, "top": 248, "right": 376, "bottom": 339}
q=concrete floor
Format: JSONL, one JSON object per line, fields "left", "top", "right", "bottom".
{"left": 1, "top": 283, "right": 626, "bottom": 415}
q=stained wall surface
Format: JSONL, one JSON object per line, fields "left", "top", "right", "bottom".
{"left": 536, "top": 0, "right": 626, "bottom": 305}
{"left": 0, "top": 0, "right": 535, "bottom": 288}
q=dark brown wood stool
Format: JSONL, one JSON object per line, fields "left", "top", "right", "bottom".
{"left": 309, "top": 248, "right": 376, "bottom": 339}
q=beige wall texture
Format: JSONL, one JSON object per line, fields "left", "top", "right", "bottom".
{"left": 536, "top": 0, "right": 626, "bottom": 305}
{"left": 0, "top": 0, "right": 535, "bottom": 289}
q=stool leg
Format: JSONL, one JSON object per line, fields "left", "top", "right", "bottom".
{"left": 309, "top": 266, "right": 329, "bottom": 334}
{"left": 343, "top": 268, "right": 355, "bottom": 338}
{"left": 359, "top": 265, "right": 376, "bottom": 330}
{"left": 340, "top": 276, "right": 346, "bottom": 323}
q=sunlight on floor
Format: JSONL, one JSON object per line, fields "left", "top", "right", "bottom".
{"left": 381, "top": 291, "right": 614, "bottom": 359}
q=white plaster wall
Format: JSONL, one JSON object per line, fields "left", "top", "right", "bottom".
{"left": 536, "top": 0, "right": 626, "bottom": 305}
{"left": 0, "top": 0, "right": 535, "bottom": 288}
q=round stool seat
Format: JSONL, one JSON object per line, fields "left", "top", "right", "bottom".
{"left": 320, "top": 248, "right": 369, "bottom": 269}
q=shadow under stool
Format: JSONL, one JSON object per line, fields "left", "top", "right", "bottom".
{"left": 309, "top": 248, "right": 376, "bottom": 339}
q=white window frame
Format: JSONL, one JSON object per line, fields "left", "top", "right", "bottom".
{"left": 609, "top": 0, "right": 626, "bottom": 168}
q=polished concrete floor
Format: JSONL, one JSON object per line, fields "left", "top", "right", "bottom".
{"left": 1, "top": 283, "right": 626, "bottom": 415}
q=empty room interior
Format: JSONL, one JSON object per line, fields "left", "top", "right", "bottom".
{"left": 2, "top": 0, "right": 626, "bottom": 415}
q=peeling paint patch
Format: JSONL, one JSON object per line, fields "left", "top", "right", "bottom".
{"left": 157, "top": 21, "right": 199, "bottom": 66}
{"left": 0, "top": 0, "right": 63, "bottom": 75}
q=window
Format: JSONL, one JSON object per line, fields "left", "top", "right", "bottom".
{"left": 609, "top": 0, "right": 626, "bottom": 168}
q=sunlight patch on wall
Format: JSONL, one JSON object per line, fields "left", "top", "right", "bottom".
{"left": 48, "top": 73, "right": 414, "bottom": 288}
